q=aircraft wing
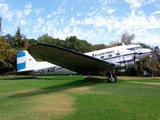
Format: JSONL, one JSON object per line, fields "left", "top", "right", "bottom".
{"left": 28, "top": 44, "right": 115, "bottom": 73}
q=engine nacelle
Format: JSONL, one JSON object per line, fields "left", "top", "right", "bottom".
{"left": 116, "top": 56, "right": 135, "bottom": 70}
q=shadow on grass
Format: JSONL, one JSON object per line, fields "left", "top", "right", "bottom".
{"left": 1, "top": 75, "right": 73, "bottom": 80}
{"left": 9, "top": 76, "right": 106, "bottom": 98}
{"left": 1, "top": 76, "right": 34, "bottom": 80}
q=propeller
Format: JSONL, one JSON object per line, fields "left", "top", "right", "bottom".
{"left": 133, "top": 48, "right": 137, "bottom": 67}
{"left": 155, "top": 46, "right": 160, "bottom": 62}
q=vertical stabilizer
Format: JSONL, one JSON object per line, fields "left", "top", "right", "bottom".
{"left": 16, "top": 50, "right": 36, "bottom": 71}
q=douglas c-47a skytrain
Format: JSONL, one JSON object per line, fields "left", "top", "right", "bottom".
{"left": 23, "top": 43, "right": 152, "bottom": 83}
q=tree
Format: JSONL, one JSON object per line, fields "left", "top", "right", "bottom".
{"left": 76, "top": 39, "right": 92, "bottom": 52}
{"left": 121, "top": 31, "right": 135, "bottom": 45}
{"left": 0, "top": 17, "right": 3, "bottom": 35}
{"left": 139, "top": 42, "right": 151, "bottom": 49}
{"left": 64, "top": 36, "right": 92, "bottom": 52}
{"left": 143, "top": 53, "right": 159, "bottom": 77}
{"left": 0, "top": 37, "right": 17, "bottom": 74}
{"left": 37, "top": 33, "right": 53, "bottom": 44}
{"left": 92, "top": 44, "right": 108, "bottom": 51}
{"left": 108, "top": 40, "right": 120, "bottom": 47}
{"left": 65, "top": 36, "right": 78, "bottom": 50}
{"left": 23, "top": 38, "right": 37, "bottom": 49}
{"left": 51, "top": 38, "right": 65, "bottom": 47}
{"left": 14, "top": 27, "right": 25, "bottom": 49}
{"left": 138, "top": 43, "right": 160, "bottom": 76}
{"left": 3, "top": 34, "right": 15, "bottom": 48}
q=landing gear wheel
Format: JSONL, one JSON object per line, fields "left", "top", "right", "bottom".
{"left": 32, "top": 76, "right": 36, "bottom": 78}
{"left": 107, "top": 70, "right": 117, "bottom": 83}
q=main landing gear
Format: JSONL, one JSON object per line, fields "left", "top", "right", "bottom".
{"left": 32, "top": 75, "right": 37, "bottom": 78}
{"left": 107, "top": 70, "right": 117, "bottom": 83}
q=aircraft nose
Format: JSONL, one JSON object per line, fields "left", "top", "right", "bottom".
{"left": 148, "top": 49, "right": 152, "bottom": 55}
{"left": 144, "top": 48, "right": 152, "bottom": 56}
{"left": 149, "top": 49, "right": 152, "bottom": 57}
{"left": 135, "top": 48, "right": 152, "bottom": 61}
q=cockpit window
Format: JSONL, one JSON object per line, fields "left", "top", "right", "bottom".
{"left": 134, "top": 46, "right": 142, "bottom": 50}
{"left": 127, "top": 47, "right": 134, "bottom": 51}
{"left": 127, "top": 46, "right": 142, "bottom": 51}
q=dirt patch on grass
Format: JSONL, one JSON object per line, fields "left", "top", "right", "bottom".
{"left": 118, "top": 76, "right": 160, "bottom": 80}
{"left": 130, "top": 81, "right": 160, "bottom": 86}
{"left": 67, "top": 86, "right": 112, "bottom": 95}
{"left": 67, "top": 86, "right": 93, "bottom": 94}
{"left": 142, "top": 82, "right": 160, "bottom": 86}
{"left": 7, "top": 89, "right": 75, "bottom": 119}
{"left": 27, "top": 93, "right": 75, "bottom": 119}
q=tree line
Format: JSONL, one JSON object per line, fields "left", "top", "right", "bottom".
{"left": 0, "top": 17, "right": 160, "bottom": 76}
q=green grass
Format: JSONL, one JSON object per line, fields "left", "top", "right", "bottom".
{"left": 0, "top": 75, "right": 160, "bottom": 120}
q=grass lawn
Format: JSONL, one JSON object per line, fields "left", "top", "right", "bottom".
{"left": 0, "top": 75, "right": 160, "bottom": 120}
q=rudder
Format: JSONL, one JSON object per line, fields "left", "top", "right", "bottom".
{"left": 16, "top": 50, "right": 36, "bottom": 71}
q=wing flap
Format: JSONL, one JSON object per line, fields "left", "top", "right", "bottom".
{"left": 28, "top": 44, "right": 115, "bottom": 73}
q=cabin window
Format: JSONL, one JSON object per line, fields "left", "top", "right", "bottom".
{"left": 127, "top": 47, "right": 134, "bottom": 51}
{"left": 108, "top": 54, "right": 112, "bottom": 57}
{"left": 101, "top": 56, "right": 104, "bottom": 59}
{"left": 116, "top": 53, "right": 120, "bottom": 56}
{"left": 134, "top": 46, "right": 142, "bottom": 50}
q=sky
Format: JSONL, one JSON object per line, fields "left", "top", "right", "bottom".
{"left": 0, "top": 0, "right": 160, "bottom": 47}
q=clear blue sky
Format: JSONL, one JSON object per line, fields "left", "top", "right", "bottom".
{"left": 0, "top": 0, "right": 160, "bottom": 46}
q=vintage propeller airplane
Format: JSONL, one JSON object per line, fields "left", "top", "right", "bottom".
{"left": 25, "top": 43, "right": 151, "bottom": 82}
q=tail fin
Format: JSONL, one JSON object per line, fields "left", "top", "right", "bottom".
{"left": 16, "top": 50, "right": 36, "bottom": 71}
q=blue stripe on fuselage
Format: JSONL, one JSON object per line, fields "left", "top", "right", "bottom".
{"left": 116, "top": 59, "right": 134, "bottom": 64}
{"left": 102, "top": 52, "right": 149, "bottom": 61}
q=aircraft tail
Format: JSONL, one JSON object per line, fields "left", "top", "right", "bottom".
{"left": 16, "top": 50, "right": 36, "bottom": 71}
